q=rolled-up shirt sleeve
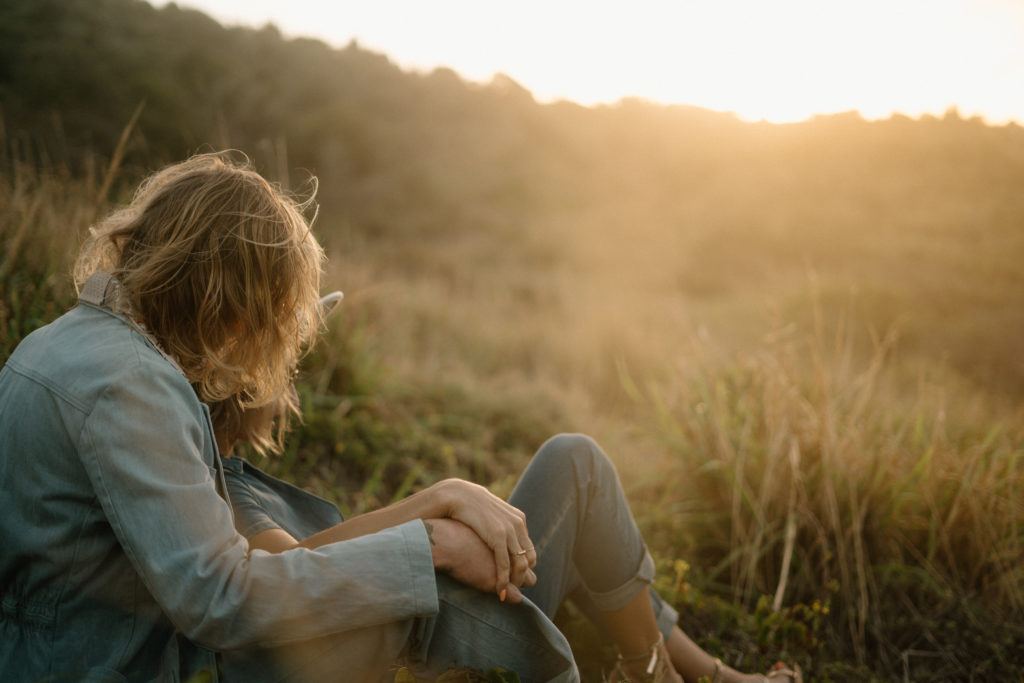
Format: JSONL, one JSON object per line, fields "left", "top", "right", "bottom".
{"left": 78, "top": 360, "right": 438, "bottom": 650}
{"left": 219, "top": 468, "right": 284, "bottom": 540}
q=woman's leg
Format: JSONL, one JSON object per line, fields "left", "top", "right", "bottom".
{"left": 220, "top": 575, "right": 580, "bottom": 683}
{"left": 507, "top": 434, "right": 680, "bottom": 679}
{"left": 509, "top": 434, "right": 794, "bottom": 683}
{"left": 509, "top": 434, "right": 655, "bottom": 618}
{"left": 401, "top": 573, "right": 579, "bottom": 682}
{"left": 218, "top": 620, "right": 413, "bottom": 683}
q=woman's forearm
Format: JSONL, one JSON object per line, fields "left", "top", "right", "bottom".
{"left": 248, "top": 479, "right": 536, "bottom": 600}
{"left": 298, "top": 487, "right": 445, "bottom": 549}
{"left": 249, "top": 482, "right": 454, "bottom": 553}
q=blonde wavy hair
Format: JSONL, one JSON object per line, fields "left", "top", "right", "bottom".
{"left": 75, "top": 151, "right": 324, "bottom": 453}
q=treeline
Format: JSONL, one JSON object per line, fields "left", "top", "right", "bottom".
{"left": 1, "top": 0, "right": 558, "bottom": 241}
{"left": 5, "top": 0, "right": 1023, "bottom": 226}
{"left": 3, "top": 0, "right": 1024, "bottom": 396}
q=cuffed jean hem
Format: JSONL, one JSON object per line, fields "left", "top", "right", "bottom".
{"left": 586, "top": 548, "right": 656, "bottom": 613}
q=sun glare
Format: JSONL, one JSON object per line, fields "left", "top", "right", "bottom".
{"left": 169, "top": 0, "right": 1024, "bottom": 125}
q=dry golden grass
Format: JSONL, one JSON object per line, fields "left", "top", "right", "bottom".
{"left": 4, "top": 114, "right": 1023, "bottom": 678}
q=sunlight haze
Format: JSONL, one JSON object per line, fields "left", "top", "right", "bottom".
{"left": 160, "top": 0, "right": 1024, "bottom": 124}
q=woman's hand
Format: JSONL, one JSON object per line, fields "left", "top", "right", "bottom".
{"left": 427, "top": 479, "right": 537, "bottom": 599}
{"left": 425, "top": 517, "right": 536, "bottom": 604}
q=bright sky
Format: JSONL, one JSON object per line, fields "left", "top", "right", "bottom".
{"left": 157, "top": 0, "right": 1024, "bottom": 125}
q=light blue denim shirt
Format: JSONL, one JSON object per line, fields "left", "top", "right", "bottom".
{"left": 0, "top": 287, "right": 439, "bottom": 682}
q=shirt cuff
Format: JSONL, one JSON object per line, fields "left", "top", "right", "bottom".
{"left": 399, "top": 519, "right": 440, "bottom": 617}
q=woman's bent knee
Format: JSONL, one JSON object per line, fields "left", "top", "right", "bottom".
{"left": 534, "top": 433, "right": 610, "bottom": 474}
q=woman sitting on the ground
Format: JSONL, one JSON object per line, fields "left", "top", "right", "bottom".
{"left": 213, "top": 318, "right": 802, "bottom": 683}
{"left": 0, "top": 151, "right": 798, "bottom": 683}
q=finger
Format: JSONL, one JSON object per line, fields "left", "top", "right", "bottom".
{"left": 508, "top": 550, "right": 531, "bottom": 586}
{"left": 522, "top": 568, "right": 537, "bottom": 588}
{"left": 508, "top": 510, "right": 536, "bottom": 569}
{"left": 493, "top": 544, "right": 510, "bottom": 597}
{"left": 509, "top": 538, "right": 537, "bottom": 571}
{"left": 502, "top": 583, "right": 524, "bottom": 605}
{"left": 524, "top": 544, "right": 537, "bottom": 569}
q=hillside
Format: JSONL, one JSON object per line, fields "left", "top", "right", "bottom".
{"left": 4, "top": 0, "right": 1023, "bottom": 400}
{"left": 2, "top": 0, "right": 1023, "bottom": 679}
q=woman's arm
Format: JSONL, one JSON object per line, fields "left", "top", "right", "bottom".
{"left": 302, "top": 483, "right": 460, "bottom": 549}
{"left": 252, "top": 513, "right": 536, "bottom": 604}
{"left": 247, "top": 486, "right": 448, "bottom": 553}
{"left": 226, "top": 389, "right": 537, "bottom": 594}
{"left": 248, "top": 480, "right": 537, "bottom": 600}
{"left": 81, "top": 361, "right": 438, "bottom": 650}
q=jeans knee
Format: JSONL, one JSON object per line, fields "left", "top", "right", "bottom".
{"left": 534, "top": 433, "right": 611, "bottom": 478}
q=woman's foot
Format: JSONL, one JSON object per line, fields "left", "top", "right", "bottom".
{"left": 760, "top": 662, "right": 802, "bottom": 682}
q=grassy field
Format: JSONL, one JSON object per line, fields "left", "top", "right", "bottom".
{"left": 3, "top": 114, "right": 1023, "bottom": 681}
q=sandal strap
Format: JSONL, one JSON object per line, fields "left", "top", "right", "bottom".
{"left": 612, "top": 633, "right": 673, "bottom": 682}
{"left": 711, "top": 657, "right": 725, "bottom": 683}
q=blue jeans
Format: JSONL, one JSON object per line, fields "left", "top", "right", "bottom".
{"left": 222, "top": 434, "right": 677, "bottom": 682}
{"left": 401, "top": 434, "right": 678, "bottom": 681}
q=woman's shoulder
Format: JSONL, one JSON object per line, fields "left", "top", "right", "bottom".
{"left": 5, "top": 304, "right": 192, "bottom": 411}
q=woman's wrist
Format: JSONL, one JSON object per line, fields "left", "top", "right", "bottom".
{"left": 423, "top": 517, "right": 458, "bottom": 572}
{"left": 423, "top": 519, "right": 444, "bottom": 570}
{"left": 424, "top": 478, "right": 460, "bottom": 518}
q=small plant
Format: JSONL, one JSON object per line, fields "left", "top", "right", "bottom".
{"left": 752, "top": 592, "right": 829, "bottom": 660}
{"left": 654, "top": 556, "right": 832, "bottom": 679}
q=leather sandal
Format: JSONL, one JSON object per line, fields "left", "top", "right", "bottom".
{"left": 710, "top": 657, "right": 725, "bottom": 683}
{"left": 608, "top": 633, "right": 682, "bottom": 683}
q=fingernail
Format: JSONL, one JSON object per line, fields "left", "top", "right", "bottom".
{"left": 499, "top": 589, "right": 507, "bottom": 602}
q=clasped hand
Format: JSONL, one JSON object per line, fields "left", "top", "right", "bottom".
{"left": 425, "top": 479, "right": 537, "bottom": 604}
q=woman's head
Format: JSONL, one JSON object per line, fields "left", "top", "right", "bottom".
{"left": 75, "top": 151, "right": 324, "bottom": 449}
